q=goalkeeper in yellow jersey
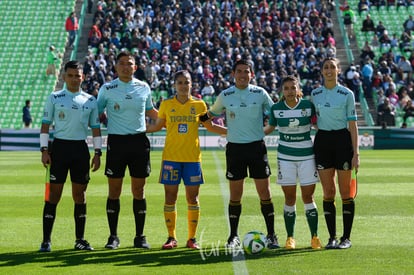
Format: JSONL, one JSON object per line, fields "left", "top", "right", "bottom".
{"left": 146, "top": 70, "right": 226, "bottom": 249}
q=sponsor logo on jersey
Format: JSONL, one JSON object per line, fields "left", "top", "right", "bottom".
{"left": 337, "top": 89, "right": 347, "bottom": 96}
{"left": 105, "top": 84, "right": 118, "bottom": 90}
{"left": 53, "top": 93, "right": 66, "bottom": 99}
{"left": 178, "top": 123, "right": 188, "bottom": 133}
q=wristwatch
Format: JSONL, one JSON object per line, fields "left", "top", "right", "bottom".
{"left": 94, "top": 149, "right": 102, "bottom": 156}
{"left": 40, "top": 147, "right": 48, "bottom": 152}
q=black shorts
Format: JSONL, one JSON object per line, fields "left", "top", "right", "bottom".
{"left": 50, "top": 138, "right": 90, "bottom": 184}
{"left": 105, "top": 133, "right": 151, "bottom": 178}
{"left": 313, "top": 129, "right": 353, "bottom": 170}
{"left": 225, "top": 140, "right": 271, "bottom": 180}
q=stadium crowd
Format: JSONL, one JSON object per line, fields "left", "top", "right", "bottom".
{"left": 79, "top": 0, "right": 414, "bottom": 127}
{"left": 81, "top": 0, "right": 338, "bottom": 103}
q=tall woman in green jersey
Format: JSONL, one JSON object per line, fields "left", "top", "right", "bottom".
{"left": 264, "top": 75, "right": 322, "bottom": 250}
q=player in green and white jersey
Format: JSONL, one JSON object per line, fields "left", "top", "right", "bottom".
{"left": 264, "top": 75, "right": 322, "bottom": 250}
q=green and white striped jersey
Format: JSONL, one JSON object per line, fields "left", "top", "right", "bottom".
{"left": 268, "top": 99, "right": 316, "bottom": 161}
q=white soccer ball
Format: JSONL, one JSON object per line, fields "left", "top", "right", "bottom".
{"left": 243, "top": 230, "right": 267, "bottom": 255}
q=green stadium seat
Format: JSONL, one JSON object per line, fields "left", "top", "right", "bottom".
{"left": 0, "top": 0, "right": 76, "bottom": 130}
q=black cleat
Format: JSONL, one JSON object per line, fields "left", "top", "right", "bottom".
{"left": 74, "top": 239, "right": 94, "bottom": 251}
{"left": 325, "top": 238, "right": 339, "bottom": 249}
{"left": 266, "top": 234, "right": 280, "bottom": 249}
{"left": 39, "top": 242, "right": 51, "bottom": 252}
{"left": 105, "top": 235, "right": 120, "bottom": 249}
{"left": 226, "top": 235, "right": 241, "bottom": 249}
{"left": 338, "top": 237, "right": 352, "bottom": 249}
{"left": 134, "top": 235, "right": 150, "bottom": 249}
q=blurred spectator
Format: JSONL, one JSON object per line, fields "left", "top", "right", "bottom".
{"left": 378, "top": 60, "right": 392, "bottom": 77}
{"left": 379, "top": 31, "right": 392, "bottom": 52}
{"left": 200, "top": 79, "right": 215, "bottom": 97}
{"left": 398, "top": 87, "right": 412, "bottom": 107}
{"left": 377, "top": 88, "right": 387, "bottom": 104}
{"left": 376, "top": 21, "right": 387, "bottom": 37}
{"left": 372, "top": 71, "right": 384, "bottom": 92}
{"left": 401, "top": 99, "right": 414, "bottom": 127}
{"left": 88, "top": 24, "right": 102, "bottom": 47}
{"left": 345, "top": 64, "right": 362, "bottom": 102}
{"left": 360, "top": 42, "right": 376, "bottom": 61}
{"left": 361, "top": 14, "right": 376, "bottom": 32}
{"left": 22, "top": 99, "right": 32, "bottom": 128}
{"left": 65, "top": 12, "right": 79, "bottom": 49}
{"left": 399, "top": 29, "right": 412, "bottom": 52}
{"left": 388, "top": 86, "right": 400, "bottom": 107}
{"left": 403, "top": 15, "right": 414, "bottom": 31}
{"left": 357, "top": 0, "right": 370, "bottom": 15}
{"left": 340, "top": 3, "right": 356, "bottom": 39}
{"left": 377, "top": 97, "right": 396, "bottom": 126}
{"left": 396, "top": 56, "right": 413, "bottom": 82}
{"left": 46, "top": 45, "right": 61, "bottom": 77}
{"left": 361, "top": 58, "right": 374, "bottom": 98}
{"left": 82, "top": 0, "right": 342, "bottom": 104}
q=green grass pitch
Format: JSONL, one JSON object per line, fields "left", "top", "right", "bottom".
{"left": 1, "top": 150, "right": 413, "bottom": 274}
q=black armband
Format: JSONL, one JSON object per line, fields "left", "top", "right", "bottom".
{"left": 199, "top": 112, "right": 210, "bottom": 122}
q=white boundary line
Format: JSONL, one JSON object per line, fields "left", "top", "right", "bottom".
{"left": 213, "top": 151, "right": 249, "bottom": 275}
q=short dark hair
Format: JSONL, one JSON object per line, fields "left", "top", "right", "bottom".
{"left": 232, "top": 59, "right": 253, "bottom": 72}
{"left": 64, "top": 60, "right": 82, "bottom": 71}
{"left": 116, "top": 52, "right": 134, "bottom": 63}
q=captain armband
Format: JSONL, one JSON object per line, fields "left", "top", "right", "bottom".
{"left": 199, "top": 112, "right": 210, "bottom": 122}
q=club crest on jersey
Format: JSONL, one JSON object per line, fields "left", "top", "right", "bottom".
{"left": 343, "top": 162, "right": 350, "bottom": 170}
{"left": 229, "top": 111, "right": 235, "bottom": 119}
{"left": 301, "top": 109, "right": 307, "bottom": 117}
{"left": 58, "top": 111, "right": 65, "bottom": 120}
{"left": 190, "top": 107, "right": 196, "bottom": 115}
{"left": 114, "top": 103, "right": 120, "bottom": 111}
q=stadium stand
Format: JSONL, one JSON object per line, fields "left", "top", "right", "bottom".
{"left": 0, "top": 0, "right": 76, "bottom": 129}
{"left": 348, "top": 0, "right": 414, "bottom": 127}
{"left": 1, "top": 0, "right": 412, "bottom": 130}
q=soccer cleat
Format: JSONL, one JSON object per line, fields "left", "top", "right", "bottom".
{"left": 266, "top": 234, "right": 280, "bottom": 249}
{"left": 74, "top": 239, "right": 94, "bottom": 251}
{"left": 39, "top": 242, "right": 51, "bottom": 252}
{"left": 162, "top": 237, "right": 177, "bottom": 250}
{"left": 105, "top": 235, "right": 120, "bottom": 249}
{"left": 285, "top": 237, "right": 296, "bottom": 249}
{"left": 226, "top": 235, "right": 241, "bottom": 249}
{"left": 311, "top": 236, "right": 322, "bottom": 249}
{"left": 325, "top": 238, "right": 339, "bottom": 249}
{"left": 338, "top": 237, "right": 352, "bottom": 249}
{"left": 134, "top": 235, "right": 150, "bottom": 249}
{"left": 186, "top": 238, "right": 200, "bottom": 249}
